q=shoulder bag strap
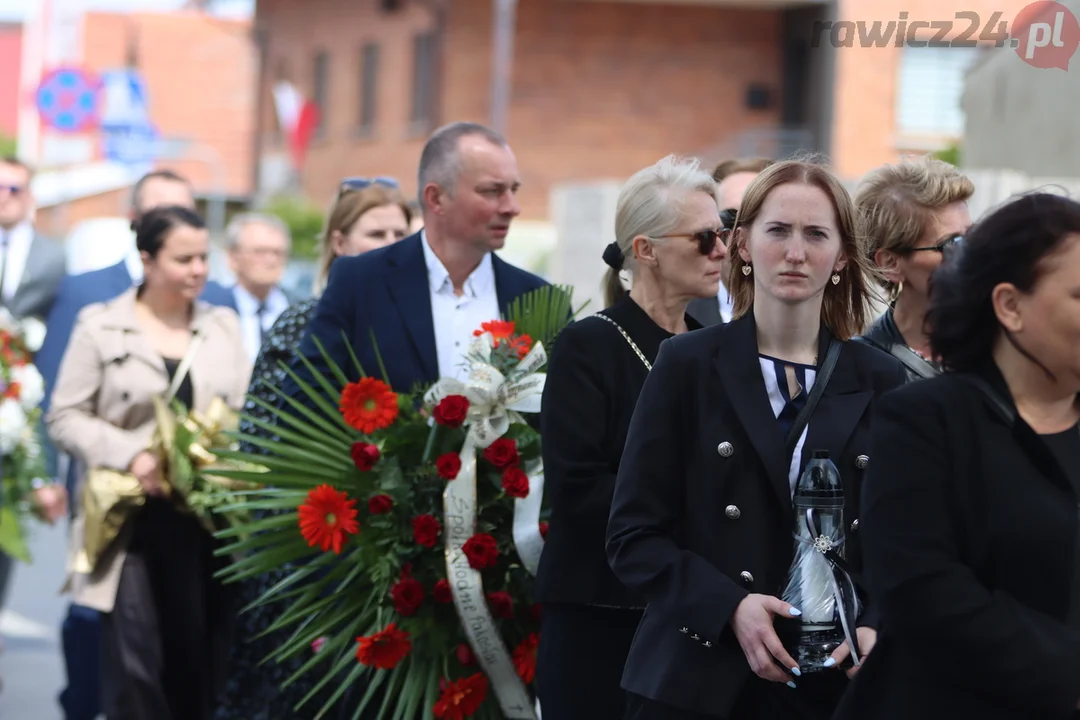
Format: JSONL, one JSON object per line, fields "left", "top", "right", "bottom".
{"left": 958, "top": 374, "right": 1016, "bottom": 425}
{"left": 163, "top": 329, "right": 205, "bottom": 405}
{"left": 594, "top": 313, "right": 652, "bottom": 371}
{"left": 784, "top": 338, "right": 843, "bottom": 460}
{"left": 887, "top": 343, "right": 938, "bottom": 380}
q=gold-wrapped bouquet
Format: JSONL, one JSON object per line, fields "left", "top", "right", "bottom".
{"left": 78, "top": 397, "right": 265, "bottom": 573}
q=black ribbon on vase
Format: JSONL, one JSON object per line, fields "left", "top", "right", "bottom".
{"left": 797, "top": 509, "right": 864, "bottom": 664}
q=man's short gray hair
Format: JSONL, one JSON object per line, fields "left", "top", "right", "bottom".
{"left": 417, "top": 121, "right": 508, "bottom": 205}
{"left": 225, "top": 212, "right": 292, "bottom": 250}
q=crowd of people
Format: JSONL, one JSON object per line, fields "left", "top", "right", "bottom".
{"left": 1, "top": 116, "right": 1078, "bottom": 720}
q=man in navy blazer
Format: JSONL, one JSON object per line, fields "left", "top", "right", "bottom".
{"left": 286, "top": 122, "right": 547, "bottom": 401}
{"left": 37, "top": 169, "right": 236, "bottom": 720}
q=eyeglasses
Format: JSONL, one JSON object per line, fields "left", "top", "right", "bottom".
{"left": 655, "top": 228, "right": 729, "bottom": 256}
{"left": 908, "top": 233, "right": 962, "bottom": 254}
{"left": 337, "top": 176, "right": 400, "bottom": 198}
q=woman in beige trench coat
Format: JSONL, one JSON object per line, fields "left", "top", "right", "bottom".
{"left": 47, "top": 206, "right": 250, "bottom": 720}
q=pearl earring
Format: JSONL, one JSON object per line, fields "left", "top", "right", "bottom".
{"left": 831, "top": 272, "right": 841, "bottom": 285}
{"left": 742, "top": 265, "right": 752, "bottom": 276}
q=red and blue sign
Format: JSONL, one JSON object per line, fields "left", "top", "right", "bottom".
{"left": 35, "top": 67, "right": 102, "bottom": 133}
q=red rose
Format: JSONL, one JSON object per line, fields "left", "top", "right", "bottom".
{"left": 350, "top": 442, "right": 381, "bottom": 471}
{"left": 391, "top": 576, "right": 424, "bottom": 616}
{"left": 433, "top": 395, "right": 470, "bottom": 428}
{"left": 486, "top": 591, "right": 514, "bottom": 619}
{"left": 462, "top": 533, "right": 499, "bottom": 570}
{"left": 412, "top": 514, "right": 441, "bottom": 548}
{"left": 455, "top": 643, "right": 476, "bottom": 666}
{"left": 501, "top": 467, "right": 530, "bottom": 498}
{"left": 538, "top": 521, "right": 549, "bottom": 539}
{"left": 436, "top": 453, "right": 462, "bottom": 480}
{"left": 433, "top": 579, "right": 452, "bottom": 604}
{"left": 368, "top": 494, "right": 393, "bottom": 514}
{"left": 483, "top": 438, "right": 519, "bottom": 469}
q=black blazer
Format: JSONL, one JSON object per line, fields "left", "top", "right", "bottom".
{"left": 605, "top": 312, "right": 906, "bottom": 716}
{"left": 282, "top": 232, "right": 548, "bottom": 397}
{"left": 832, "top": 365, "right": 1080, "bottom": 720}
{"left": 534, "top": 296, "right": 700, "bottom": 608}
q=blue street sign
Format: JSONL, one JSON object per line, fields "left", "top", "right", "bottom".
{"left": 102, "top": 122, "right": 160, "bottom": 165}
{"left": 35, "top": 67, "right": 101, "bottom": 133}
{"left": 98, "top": 69, "right": 159, "bottom": 166}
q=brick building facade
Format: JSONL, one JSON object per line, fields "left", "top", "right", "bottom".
{"left": 255, "top": 0, "right": 1038, "bottom": 219}
{"left": 254, "top": 0, "right": 832, "bottom": 218}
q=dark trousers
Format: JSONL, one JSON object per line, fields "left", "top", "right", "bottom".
{"left": 101, "top": 499, "right": 234, "bottom": 720}
{"left": 536, "top": 603, "right": 643, "bottom": 720}
{"left": 60, "top": 603, "right": 102, "bottom": 720}
{"left": 626, "top": 672, "right": 848, "bottom": 720}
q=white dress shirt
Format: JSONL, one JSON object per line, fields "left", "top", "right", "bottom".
{"left": 0, "top": 221, "right": 33, "bottom": 303}
{"left": 421, "top": 232, "right": 500, "bottom": 383}
{"left": 233, "top": 284, "right": 290, "bottom": 362}
{"left": 717, "top": 282, "right": 735, "bottom": 324}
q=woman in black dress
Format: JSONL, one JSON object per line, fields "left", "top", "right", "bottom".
{"left": 853, "top": 155, "right": 973, "bottom": 380}
{"left": 535, "top": 155, "right": 728, "bottom": 719}
{"left": 215, "top": 178, "right": 411, "bottom": 720}
{"left": 833, "top": 193, "right": 1080, "bottom": 720}
{"left": 606, "top": 159, "right": 906, "bottom": 719}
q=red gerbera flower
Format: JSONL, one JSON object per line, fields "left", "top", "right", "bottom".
{"left": 298, "top": 484, "right": 360, "bottom": 554}
{"left": 513, "top": 633, "right": 539, "bottom": 684}
{"left": 355, "top": 623, "right": 412, "bottom": 670}
{"left": 508, "top": 334, "right": 532, "bottom": 359}
{"left": 339, "top": 377, "right": 399, "bottom": 434}
{"left": 433, "top": 672, "right": 488, "bottom": 720}
{"left": 473, "top": 320, "right": 516, "bottom": 341}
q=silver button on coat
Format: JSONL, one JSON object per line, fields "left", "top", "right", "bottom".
{"left": 855, "top": 454, "right": 869, "bottom": 469}
{"left": 717, "top": 441, "right": 734, "bottom": 457}
{"left": 725, "top": 505, "right": 741, "bottom": 520}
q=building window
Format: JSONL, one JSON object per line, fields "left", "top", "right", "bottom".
{"left": 313, "top": 50, "right": 329, "bottom": 138}
{"left": 895, "top": 46, "right": 979, "bottom": 140}
{"left": 358, "top": 43, "right": 379, "bottom": 135}
{"left": 411, "top": 32, "right": 436, "bottom": 130}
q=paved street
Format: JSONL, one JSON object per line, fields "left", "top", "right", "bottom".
{"left": 0, "top": 519, "right": 73, "bottom": 720}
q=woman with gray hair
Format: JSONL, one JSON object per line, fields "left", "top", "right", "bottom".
{"left": 534, "top": 154, "right": 727, "bottom": 718}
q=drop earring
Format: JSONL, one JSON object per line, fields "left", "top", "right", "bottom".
{"left": 742, "top": 264, "right": 752, "bottom": 276}
{"left": 831, "top": 272, "right": 841, "bottom": 285}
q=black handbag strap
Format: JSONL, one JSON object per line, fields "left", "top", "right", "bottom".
{"left": 959, "top": 374, "right": 1017, "bottom": 424}
{"left": 784, "top": 338, "right": 843, "bottom": 460}
{"left": 887, "top": 343, "right": 938, "bottom": 380}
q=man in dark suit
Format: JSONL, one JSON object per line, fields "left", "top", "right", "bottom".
{"left": 686, "top": 157, "right": 773, "bottom": 327}
{"left": 36, "top": 168, "right": 235, "bottom": 720}
{"left": 287, "top": 121, "right": 548, "bottom": 399}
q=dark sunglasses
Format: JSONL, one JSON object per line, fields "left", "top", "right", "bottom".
{"left": 657, "top": 228, "right": 729, "bottom": 255}
{"left": 337, "top": 176, "right": 400, "bottom": 197}
{"left": 908, "top": 233, "right": 962, "bottom": 254}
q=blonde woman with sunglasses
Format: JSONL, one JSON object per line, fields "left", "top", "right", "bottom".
{"left": 215, "top": 176, "right": 411, "bottom": 720}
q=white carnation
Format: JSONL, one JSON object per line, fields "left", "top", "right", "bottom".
{"left": 0, "top": 399, "right": 27, "bottom": 455}
{"left": 12, "top": 364, "right": 44, "bottom": 411}
{"left": 20, "top": 317, "right": 46, "bottom": 353}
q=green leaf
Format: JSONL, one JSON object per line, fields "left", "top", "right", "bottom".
{"left": 0, "top": 506, "right": 31, "bottom": 563}
{"left": 504, "top": 284, "right": 580, "bottom": 349}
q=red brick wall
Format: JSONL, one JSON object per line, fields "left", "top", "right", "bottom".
{"left": 81, "top": 12, "right": 256, "bottom": 198}
{"left": 257, "top": 0, "right": 782, "bottom": 219}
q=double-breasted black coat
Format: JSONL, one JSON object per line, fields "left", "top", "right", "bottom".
{"left": 606, "top": 312, "right": 906, "bottom": 716}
